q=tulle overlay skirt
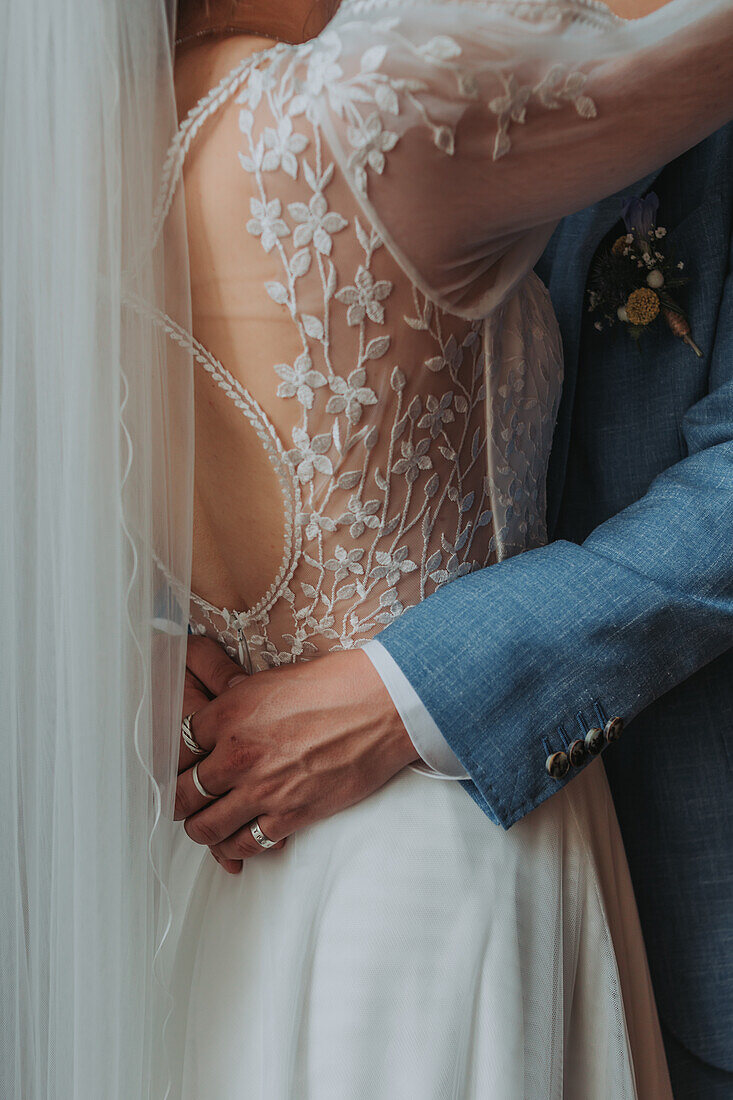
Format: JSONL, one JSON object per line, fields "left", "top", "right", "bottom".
{"left": 162, "top": 755, "right": 672, "bottom": 1099}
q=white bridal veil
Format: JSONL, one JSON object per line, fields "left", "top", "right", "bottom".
{"left": 0, "top": 1, "right": 193, "bottom": 1096}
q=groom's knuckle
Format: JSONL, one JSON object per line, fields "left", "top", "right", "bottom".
{"left": 223, "top": 734, "right": 257, "bottom": 775}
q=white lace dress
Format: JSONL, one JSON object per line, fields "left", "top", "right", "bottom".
{"left": 154, "top": 1, "right": 731, "bottom": 1095}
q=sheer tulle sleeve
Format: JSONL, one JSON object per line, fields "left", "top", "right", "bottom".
{"left": 312, "top": 0, "right": 733, "bottom": 317}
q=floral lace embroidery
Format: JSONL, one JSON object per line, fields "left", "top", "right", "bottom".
{"left": 156, "top": 7, "right": 573, "bottom": 668}
{"left": 300, "top": 6, "right": 600, "bottom": 184}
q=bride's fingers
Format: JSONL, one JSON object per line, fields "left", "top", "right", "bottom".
{"left": 178, "top": 679, "right": 214, "bottom": 773}
{"left": 173, "top": 753, "right": 232, "bottom": 821}
{"left": 186, "top": 634, "right": 248, "bottom": 696}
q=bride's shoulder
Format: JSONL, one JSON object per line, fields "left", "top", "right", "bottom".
{"left": 173, "top": 35, "right": 284, "bottom": 126}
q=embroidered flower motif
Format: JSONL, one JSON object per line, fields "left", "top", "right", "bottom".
{"left": 337, "top": 495, "right": 380, "bottom": 538}
{"left": 324, "top": 545, "right": 365, "bottom": 582}
{"left": 287, "top": 426, "right": 333, "bottom": 482}
{"left": 392, "top": 438, "right": 433, "bottom": 483}
{"left": 261, "top": 116, "right": 309, "bottom": 179}
{"left": 418, "top": 392, "right": 455, "bottom": 438}
{"left": 335, "top": 265, "right": 393, "bottom": 325}
{"left": 325, "top": 367, "right": 379, "bottom": 425}
{"left": 304, "top": 31, "right": 344, "bottom": 99}
{"left": 371, "top": 546, "right": 418, "bottom": 585}
{"left": 246, "top": 197, "right": 290, "bottom": 252}
{"left": 274, "top": 352, "right": 328, "bottom": 408}
{"left": 297, "top": 511, "right": 337, "bottom": 541}
{"left": 287, "top": 192, "right": 349, "bottom": 254}
{"left": 235, "top": 64, "right": 275, "bottom": 112}
{"left": 346, "top": 112, "right": 399, "bottom": 194}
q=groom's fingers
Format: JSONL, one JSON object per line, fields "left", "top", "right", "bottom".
{"left": 186, "top": 634, "right": 248, "bottom": 696}
{"left": 183, "top": 790, "right": 258, "bottom": 846}
{"left": 173, "top": 751, "right": 233, "bottom": 821}
{"left": 210, "top": 818, "right": 287, "bottom": 862}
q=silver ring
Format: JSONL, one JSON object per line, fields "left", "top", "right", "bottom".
{"left": 192, "top": 761, "right": 217, "bottom": 800}
{"left": 181, "top": 712, "right": 207, "bottom": 756}
{"left": 249, "top": 818, "right": 277, "bottom": 849}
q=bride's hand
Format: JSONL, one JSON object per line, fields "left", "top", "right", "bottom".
{"left": 175, "top": 636, "right": 419, "bottom": 872}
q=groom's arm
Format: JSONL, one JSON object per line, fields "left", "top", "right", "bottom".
{"left": 371, "top": 231, "right": 733, "bottom": 830}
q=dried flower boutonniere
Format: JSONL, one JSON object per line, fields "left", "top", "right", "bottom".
{"left": 587, "top": 192, "right": 702, "bottom": 357}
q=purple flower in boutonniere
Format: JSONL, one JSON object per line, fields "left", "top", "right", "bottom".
{"left": 587, "top": 191, "right": 703, "bottom": 358}
{"left": 621, "top": 192, "right": 660, "bottom": 241}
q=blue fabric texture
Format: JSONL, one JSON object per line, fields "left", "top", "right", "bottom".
{"left": 375, "top": 125, "right": 733, "bottom": 1073}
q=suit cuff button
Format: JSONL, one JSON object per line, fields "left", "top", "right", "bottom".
{"left": 604, "top": 716, "right": 624, "bottom": 743}
{"left": 546, "top": 751, "right": 570, "bottom": 779}
{"left": 568, "top": 739, "right": 587, "bottom": 767}
{"left": 584, "top": 726, "right": 605, "bottom": 755}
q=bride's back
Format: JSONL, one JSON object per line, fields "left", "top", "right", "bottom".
{"left": 170, "top": 29, "right": 560, "bottom": 668}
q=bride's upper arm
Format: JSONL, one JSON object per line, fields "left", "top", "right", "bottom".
{"left": 311, "top": 0, "right": 732, "bottom": 315}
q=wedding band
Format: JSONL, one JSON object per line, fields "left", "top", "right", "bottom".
{"left": 250, "top": 818, "right": 277, "bottom": 849}
{"left": 192, "top": 761, "right": 217, "bottom": 800}
{"left": 181, "top": 712, "right": 207, "bottom": 755}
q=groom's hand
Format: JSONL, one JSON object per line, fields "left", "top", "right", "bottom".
{"left": 175, "top": 636, "right": 419, "bottom": 872}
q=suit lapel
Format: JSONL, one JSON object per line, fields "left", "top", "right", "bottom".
{"left": 545, "top": 169, "right": 663, "bottom": 536}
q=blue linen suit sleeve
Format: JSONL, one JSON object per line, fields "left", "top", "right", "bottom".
{"left": 374, "top": 233, "right": 733, "bottom": 830}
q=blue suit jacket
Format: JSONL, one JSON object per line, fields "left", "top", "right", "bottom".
{"left": 377, "top": 125, "right": 733, "bottom": 1071}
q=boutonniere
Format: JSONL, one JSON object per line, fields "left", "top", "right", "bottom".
{"left": 587, "top": 192, "right": 702, "bottom": 358}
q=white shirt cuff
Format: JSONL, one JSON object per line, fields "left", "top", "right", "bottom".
{"left": 362, "top": 639, "right": 470, "bottom": 781}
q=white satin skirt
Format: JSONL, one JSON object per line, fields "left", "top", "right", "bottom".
{"left": 160, "top": 756, "right": 672, "bottom": 1099}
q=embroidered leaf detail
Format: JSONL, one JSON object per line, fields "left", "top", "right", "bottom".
{"left": 365, "top": 336, "right": 390, "bottom": 360}
{"left": 575, "top": 96, "right": 597, "bottom": 120}
{"left": 419, "top": 36, "right": 462, "bottom": 61}
{"left": 425, "top": 551, "right": 442, "bottom": 573}
{"left": 337, "top": 471, "right": 362, "bottom": 490}
{"left": 291, "top": 248, "right": 312, "bottom": 278}
{"left": 354, "top": 216, "right": 371, "bottom": 253}
{"left": 361, "top": 45, "right": 387, "bottom": 72}
{"left": 424, "top": 473, "right": 440, "bottom": 499}
{"left": 325, "top": 260, "right": 337, "bottom": 298}
{"left": 455, "top": 526, "right": 470, "bottom": 551}
{"left": 265, "top": 281, "right": 288, "bottom": 305}
{"left": 303, "top": 314, "right": 324, "bottom": 339}
{"left": 390, "top": 366, "right": 406, "bottom": 391}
